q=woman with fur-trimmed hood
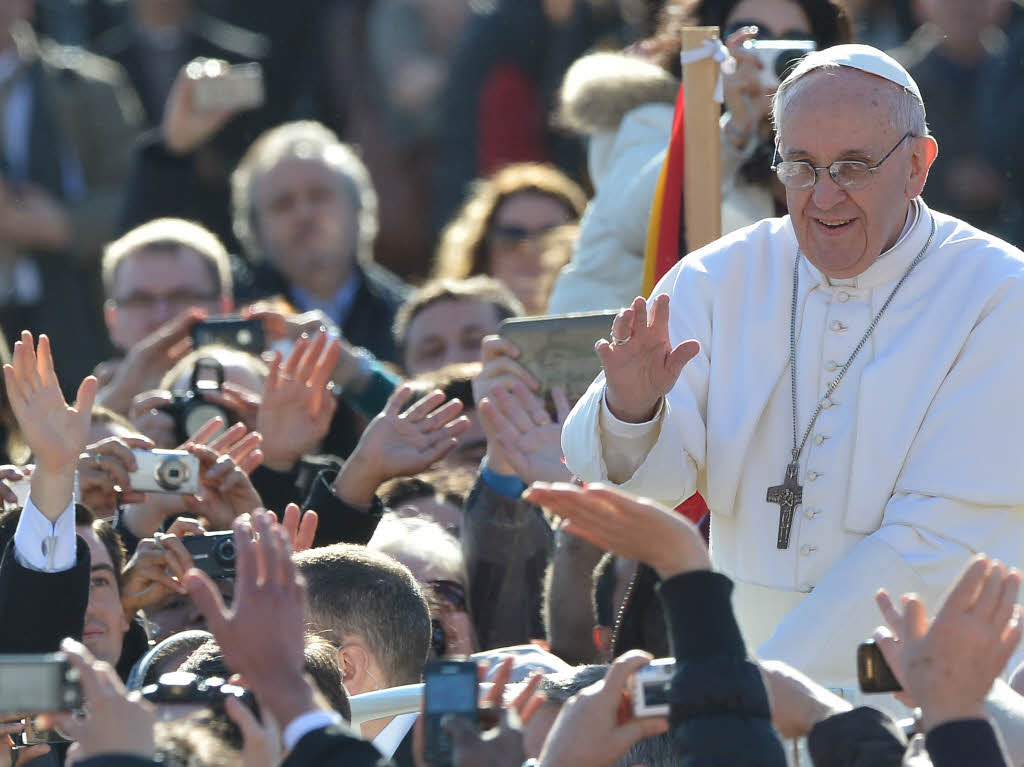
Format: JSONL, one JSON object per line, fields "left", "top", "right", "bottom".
{"left": 547, "top": 0, "right": 852, "bottom": 314}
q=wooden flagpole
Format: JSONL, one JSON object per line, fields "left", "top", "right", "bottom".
{"left": 682, "top": 27, "right": 723, "bottom": 253}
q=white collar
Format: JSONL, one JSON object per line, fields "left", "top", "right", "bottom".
{"left": 372, "top": 712, "right": 418, "bottom": 758}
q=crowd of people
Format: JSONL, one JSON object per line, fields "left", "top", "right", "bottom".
{"left": 1, "top": 0, "right": 1024, "bottom": 766}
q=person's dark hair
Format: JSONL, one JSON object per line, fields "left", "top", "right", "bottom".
{"left": 593, "top": 553, "right": 618, "bottom": 628}
{"left": 178, "top": 636, "right": 352, "bottom": 720}
{"left": 131, "top": 630, "right": 215, "bottom": 689}
{"left": 433, "top": 163, "right": 587, "bottom": 282}
{"left": 154, "top": 709, "right": 243, "bottom": 765}
{"left": 612, "top": 564, "right": 669, "bottom": 659}
{"left": 539, "top": 665, "right": 608, "bottom": 705}
{"left": 294, "top": 544, "right": 431, "bottom": 686}
{"left": 377, "top": 464, "right": 476, "bottom": 515}
{"left": 406, "top": 362, "right": 480, "bottom": 412}
{"left": 75, "top": 504, "right": 127, "bottom": 590}
{"left": 393, "top": 276, "right": 524, "bottom": 357}
{"left": 643, "top": 0, "right": 853, "bottom": 78}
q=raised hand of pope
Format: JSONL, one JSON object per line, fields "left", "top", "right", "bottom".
{"left": 598, "top": 295, "right": 700, "bottom": 423}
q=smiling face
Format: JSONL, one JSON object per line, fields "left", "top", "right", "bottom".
{"left": 78, "top": 525, "right": 130, "bottom": 666}
{"left": 777, "top": 68, "right": 936, "bottom": 278}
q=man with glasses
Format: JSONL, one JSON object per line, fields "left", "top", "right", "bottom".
{"left": 96, "top": 217, "right": 234, "bottom": 415}
{"left": 562, "top": 45, "right": 1024, "bottom": 692}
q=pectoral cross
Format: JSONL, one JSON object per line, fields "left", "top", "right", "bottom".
{"left": 766, "top": 462, "right": 802, "bottom": 549}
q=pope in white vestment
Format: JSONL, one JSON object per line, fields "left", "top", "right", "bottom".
{"left": 561, "top": 46, "right": 1024, "bottom": 689}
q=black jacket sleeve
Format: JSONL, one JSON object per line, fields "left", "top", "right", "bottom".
{"left": 461, "top": 474, "right": 552, "bottom": 650}
{"left": 0, "top": 537, "right": 90, "bottom": 653}
{"left": 808, "top": 706, "right": 908, "bottom": 767}
{"left": 302, "top": 468, "right": 384, "bottom": 548}
{"left": 926, "top": 719, "right": 1010, "bottom": 767}
{"left": 657, "top": 570, "right": 787, "bottom": 767}
{"left": 75, "top": 756, "right": 159, "bottom": 767}
{"left": 282, "top": 723, "right": 394, "bottom": 767}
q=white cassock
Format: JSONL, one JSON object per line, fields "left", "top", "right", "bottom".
{"left": 562, "top": 198, "right": 1024, "bottom": 688}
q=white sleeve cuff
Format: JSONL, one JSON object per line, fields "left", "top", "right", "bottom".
{"left": 283, "top": 710, "right": 345, "bottom": 751}
{"left": 13, "top": 497, "right": 77, "bottom": 572}
{"left": 599, "top": 387, "right": 664, "bottom": 437}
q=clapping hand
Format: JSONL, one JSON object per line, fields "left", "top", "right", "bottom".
{"left": 3, "top": 332, "right": 97, "bottom": 521}
{"left": 524, "top": 482, "right": 710, "bottom": 579}
{"left": 333, "top": 385, "right": 470, "bottom": 505}
{"left": 874, "top": 555, "right": 1023, "bottom": 730}
{"left": 478, "top": 382, "right": 571, "bottom": 484}
{"left": 257, "top": 332, "right": 340, "bottom": 471}
{"left": 599, "top": 295, "right": 700, "bottom": 424}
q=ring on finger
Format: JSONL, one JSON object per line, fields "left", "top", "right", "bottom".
{"left": 610, "top": 332, "right": 631, "bottom": 346}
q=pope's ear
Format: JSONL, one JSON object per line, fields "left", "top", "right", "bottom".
{"left": 907, "top": 135, "right": 938, "bottom": 198}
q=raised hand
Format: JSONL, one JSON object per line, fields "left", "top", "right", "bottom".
{"left": 3, "top": 332, "right": 97, "bottom": 521}
{"left": 333, "top": 385, "right": 470, "bottom": 506}
{"left": 598, "top": 295, "right": 700, "bottom": 423}
{"left": 280, "top": 502, "right": 318, "bottom": 553}
{"left": 186, "top": 440, "right": 264, "bottom": 530}
{"left": 874, "top": 555, "right": 1023, "bottom": 731}
{"left": 97, "top": 308, "right": 205, "bottom": 415}
{"left": 524, "top": 482, "right": 710, "bottom": 579}
{"left": 478, "top": 382, "right": 571, "bottom": 484}
{"left": 162, "top": 58, "right": 244, "bottom": 156}
{"left": 257, "top": 332, "right": 340, "bottom": 471}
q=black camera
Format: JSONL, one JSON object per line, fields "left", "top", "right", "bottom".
{"left": 191, "top": 316, "right": 265, "bottom": 355}
{"left": 162, "top": 357, "right": 231, "bottom": 444}
{"left": 182, "top": 531, "right": 236, "bottom": 579}
{"left": 857, "top": 639, "right": 902, "bottom": 693}
{"left": 141, "top": 672, "right": 257, "bottom": 716}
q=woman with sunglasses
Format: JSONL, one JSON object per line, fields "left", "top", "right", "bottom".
{"left": 547, "top": 0, "right": 852, "bottom": 314}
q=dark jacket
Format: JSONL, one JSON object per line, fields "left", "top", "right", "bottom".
{"left": 461, "top": 474, "right": 552, "bottom": 650}
{"left": 657, "top": 570, "right": 787, "bottom": 767}
{"left": 808, "top": 706, "right": 908, "bottom": 767}
{"left": 0, "top": 24, "right": 143, "bottom": 391}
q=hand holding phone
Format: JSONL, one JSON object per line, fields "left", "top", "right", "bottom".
{"left": 857, "top": 639, "right": 902, "bottom": 693}
{"left": 423, "top": 659, "right": 478, "bottom": 767}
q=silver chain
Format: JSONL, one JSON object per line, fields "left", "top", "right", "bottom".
{"left": 789, "top": 215, "right": 936, "bottom": 463}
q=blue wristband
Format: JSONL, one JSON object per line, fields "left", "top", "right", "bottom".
{"left": 480, "top": 460, "right": 527, "bottom": 498}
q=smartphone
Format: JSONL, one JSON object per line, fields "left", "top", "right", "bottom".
{"left": 423, "top": 659, "right": 478, "bottom": 767}
{"left": 0, "top": 653, "right": 83, "bottom": 715}
{"left": 191, "top": 63, "right": 265, "bottom": 112}
{"left": 857, "top": 639, "right": 902, "bottom": 693}
{"left": 192, "top": 316, "right": 265, "bottom": 354}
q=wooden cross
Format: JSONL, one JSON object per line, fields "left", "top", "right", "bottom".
{"left": 766, "top": 462, "right": 802, "bottom": 549}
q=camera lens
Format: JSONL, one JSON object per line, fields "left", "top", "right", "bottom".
{"left": 212, "top": 536, "right": 236, "bottom": 570}
{"left": 155, "top": 457, "right": 191, "bottom": 491}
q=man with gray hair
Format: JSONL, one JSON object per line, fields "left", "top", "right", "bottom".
{"left": 232, "top": 120, "right": 408, "bottom": 363}
{"left": 562, "top": 44, "right": 1024, "bottom": 690}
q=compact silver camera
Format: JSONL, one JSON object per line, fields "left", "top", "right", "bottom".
{"left": 129, "top": 449, "right": 200, "bottom": 494}
{"left": 631, "top": 657, "right": 675, "bottom": 718}
{"left": 741, "top": 39, "right": 816, "bottom": 89}
{"left": 0, "top": 653, "right": 83, "bottom": 715}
